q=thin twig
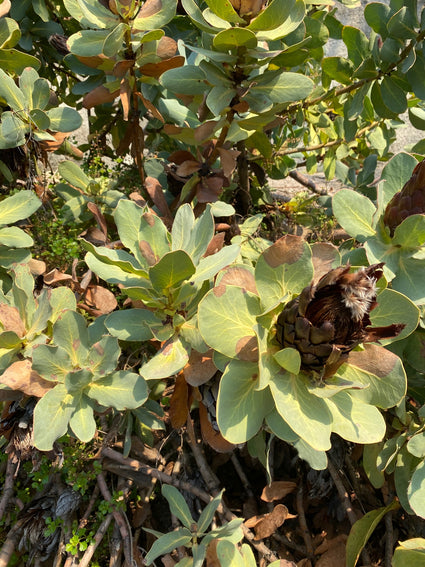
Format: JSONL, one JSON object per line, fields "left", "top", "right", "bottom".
{"left": 296, "top": 484, "right": 314, "bottom": 557}
{"left": 78, "top": 514, "right": 113, "bottom": 567}
{"left": 231, "top": 453, "right": 255, "bottom": 501}
{"left": 382, "top": 483, "right": 394, "bottom": 567}
{"left": 0, "top": 456, "right": 18, "bottom": 521}
{"left": 185, "top": 416, "right": 220, "bottom": 494}
{"left": 97, "top": 472, "right": 133, "bottom": 566}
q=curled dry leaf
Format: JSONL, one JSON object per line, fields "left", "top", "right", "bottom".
{"left": 204, "top": 232, "right": 225, "bottom": 257}
{"left": 144, "top": 176, "right": 172, "bottom": 223}
{"left": 0, "top": 304, "right": 26, "bottom": 337}
{"left": 139, "top": 56, "right": 185, "bottom": 78}
{"left": 0, "top": 360, "right": 54, "bottom": 397}
{"left": 169, "top": 373, "right": 190, "bottom": 429}
{"left": 81, "top": 285, "right": 118, "bottom": 315}
{"left": 199, "top": 401, "right": 236, "bottom": 453}
{"left": 28, "top": 258, "right": 47, "bottom": 277}
{"left": 183, "top": 349, "right": 217, "bottom": 387}
{"left": 83, "top": 85, "right": 119, "bottom": 109}
{"left": 87, "top": 202, "right": 108, "bottom": 237}
{"left": 315, "top": 535, "right": 347, "bottom": 567}
{"left": 311, "top": 242, "right": 340, "bottom": 284}
{"left": 120, "top": 79, "right": 131, "bottom": 121}
{"left": 43, "top": 268, "right": 73, "bottom": 286}
{"left": 219, "top": 266, "right": 258, "bottom": 295}
{"left": 245, "top": 504, "right": 296, "bottom": 540}
{"left": 261, "top": 481, "right": 298, "bottom": 502}
{"left": 217, "top": 148, "right": 241, "bottom": 179}
{"left": 157, "top": 36, "right": 178, "bottom": 59}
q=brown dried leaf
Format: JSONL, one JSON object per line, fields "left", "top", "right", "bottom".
{"left": 194, "top": 121, "right": 217, "bottom": 143}
{"left": 169, "top": 373, "right": 190, "bottom": 429}
{"left": 79, "top": 226, "right": 108, "bottom": 247}
{"left": 245, "top": 504, "right": 295, "bottom": 540}
{"left": 136, "top": 92, "right": 164, "bottom": 122}
{"left": 235, "top": 335, "right": 259, "bottom": 362}
{"left": 75, "top": 55, "right": 108, "bottom": 69}
{"left": 144, "top": 176, "right": 172, "bottom": 221}
{"left": 199, "top": 401, "right": 235, "bottom": 453}
{"left": 262, "top": 235, "right": 305, "bottom": 268}
{"left": 83, "top": 85, "right": 119, "bottom": 109}
{"left": 87, "top": 202, "right": 108, "bottom": 237}
{"left": 113, "top": 59, "right": 135, "bottom": 78}
{"left": 168, "top": 150, "right": 197, "bottom": 165}
{"left": 44, "top": 268, "right": 73, "bottom": 285}
{"left": 157, "top": 36, "right": 178, "bottom": 59}
{"left": 261, "top": 481, "right": 297, "bottom": 502}
{"left": 217, "top": 148, "right": 241, "bottom": 179}
{"left": 311, "top": 243, "right": 340, "bottom": 284}
{"left": 83, "top": 285, "right": 118, "bottom": 315}
{"left": 204, "top": 232, "right": 225, "bottom": 257}
{"left": 120, "top": 79, "right": 131, "bottom": 121}
{"left": 176, "top": 160, "right": 201, "bottom": 177}
{"left": 136, "top": 0, "right": 162, "bottom": 19}
{"left": 0, "top": 360, "right": 54, "bottom": 397}
{"left": 129, "top": 192, "right": 147, "bottom": 208}
{"left": 37, "top": 130, "right": 70, "bottom": 152}
{"left": 206, "top": 539, "right": 220, "bottom": 567}
{"left": 139, "top": 55, "right": 185, "bottom": 78}
{"left": 184, "top": 349, "right": 217, "bottom": 387}
{"left": 219, "top": 266, "right": 258, "bottom": 294}
{"left": 161, "top": 554, "right": 177, "bottom": 567}
{"left": 347, "top": 344, "right": 400, "bottom": 378}
{"left": 28, "top": 258, "right": 46, "bottom": 276}
{"left": 315, "top": 535, "right": 347, "bottom": 567}
{"left": 197, "top": 176, "right": 224, "bottom": 203}
{"left": 0, "top": 304, "right": 25, "bottom": 337}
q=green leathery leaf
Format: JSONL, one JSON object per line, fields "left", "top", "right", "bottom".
{"left": 133, "top": 0, "right": 177, "bottom": 31}
{"left": 273, "top": 348, "right": 301, "bottom": 375}
{"left": 143, "top": 527, "right": 192, "bottom": 566}
{"left": 72, "top": 0, "right": 119, "bottom": 28}
{"left": 250, "top": 72, "right": 313, "bottom": 104}
{"left": 0, "top": 69, "right": 26, "bottom": 111}
{"left": 149, "top": 250, "right": 195, "bottom": 293}
{"left": 269, "top": 372, "right": 332, "bottom": 451}
{"left": 47, "top": 107, "right": 83, "bottom": 132}
{"left": 395, "top": 446, "right": 420, "bottom": 513}
{"left": 197, "top": 489, "right": 224, "bottom": 533}
{"left": 0, "top": 227, "right": 33, "bottom": 248}
{"left": 369, "top": 288, "right": 419, "bottom": 344}
{"left": 407, "top": 431, "right": 425, "bottom": 458}
{"left": 102, "top": 22, "right": 127, "bottom": 57}
{"left": 376, "top": 152, "right": 417, "bottom": 214}
{"left": 33, "top": 383, "right": 76, "bottom": 451}
{"left": 0, "top": 49, "right": 40, "bottom": 75}
{"left": 387, "top": 6, "right": 417, "bottom": 40}
{"left": 32, "top": 344, "right": 72, "bottom": 382}
{"left": 409, "top": 106, "right": 425, "bottom": 130}
{"left": 342, "top": 25, "right": 369, "bottom": 67}
{"left": 332, "top": 189, "right": 376, "bottom": 241}
{"left": 114, "top": 199, "right": 170, "bottom": 269}
{"left": 19, "top": 70, "right": 48, "bottom": 110}
{"left": 181, "top": 0, "right": 222, "bottom": 33}
{"left": 0, "top": 190, "right": 41, "bottom": 226}
{"left": 0, "top": 111, "right": 27, "bottom": 149}
{"left": 363, "top": 442, "right": 385, "bottom": 488}
{"left": 65, "top": 369, "right": 93, "bottom": 394}
{"left": 336, "top": 345, "right": 406, "bottom": 409}
{"left": 82, "top": 241, "right": 147, "bottom": 275}
{"left": 346, "top": 500, "right": 400, "bottom": 567}
{"left": 322, "top": 57, "right": 355, "bottom": 85}
{"left": 171, "top": 204, "right": 215, "bottom": 264}
{"left": 392, "top": 539, "right": 425, "bottom": 567}
{"left": 160, "top": 65, "right": 207, "bottom": 96}
{"left": 248, "top": 0, "right": 294, "bottom": 31}
{"left": 69, "top": 394, "right": 96, "bottom": 442}
{"left": 49, "top": 287, "right": 77, "bottom": 324}
{"left": 139, "top": 335, "right": 189, "bottom": 380}
{"left": 29, "top": 108, "right": 50, "bottom": 130}
{"left": 0, "top": 18, "right": 21, "bottom": 49}
{"left": 254, "top": 0, "right": 304, "bottom": 40}
{"left": 87, "top": 335, "right": 121, "bottom": 377}
{"left": 58, "top": 160, "right": 90, "bottom": 190}
{"left": 198, "top": 285, "right": 262, "bottom": 360}
{"left": 86, "top": 370, "right": 148, "bottom": 409}
{"left": 408, "top": 459, "right": 425, "bottom": 519}
{"left": 189, "top": 244, "right": 240, "bottom": 286}
{"left": 325, "top": 391, "right": 386, "bottom": 443}
{"left": 105, "top": 309, "right": 158, "bottom": 341}
{"left": 52, "top": 310, "right": 90, "bottom": 367}
{"left": 213, "top": 28, "right": 257, "bottom": 51}
{"left": 254, "top": 235, "right": 313, "bottom": 310}
{"left": 392, "top": 214, "right": 425, "bottom": 248}
{"left": 162, "top": 485, "right": 194, "bottom": 529}
{"left": 204, "top": 0, "right": 245, "bottom": 24}
{"left": 380, "top": 76, "right": 407, "bottom": 114}
{"left": 216, "top": 540, "right": 244, "bottom": 566}
{"left": 217, "top": 359, "right": 272, "bottom": 444}
{"left": 364, "top": 2, "right": 391, "bottom": 38}
{"left": 67, "top": 29, "right": 110, "bottom": 57}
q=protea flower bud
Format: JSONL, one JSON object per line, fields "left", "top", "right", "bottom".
{"left": 229, "top": 0, "right": 265, "bottom": 17}
{"left": 383, "top": 159, "right": 425, "bottom": 236}
{"left": 276, "top": 264, "right": 405, "bottom": 378}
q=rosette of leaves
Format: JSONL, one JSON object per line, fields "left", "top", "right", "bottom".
{"left": 54, "top": 160, "right": 124, "bottom": 223}
{"left": 144, "top": 485, "right": 250, "bottom": 567}
{"left": 0, "top": 67, "right": 82, "bottom": 153}
{"left": 197, "top": 236, "right": 419, "bottom": 470}
{"left": 31, "top": 309, "right": 148, "bottom": 451}
{"left": 333, "top": 153, "right": 425, "bottom": 305}
{"left": 0, "top": 14, "right": 41, "bottom": 74}
{"left": 84, "top": 199, "right": 240, "bottom": 382}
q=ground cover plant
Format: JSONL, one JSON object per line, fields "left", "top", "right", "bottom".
{"left": 1, "top": 0, "right": 425, "bottom": 565}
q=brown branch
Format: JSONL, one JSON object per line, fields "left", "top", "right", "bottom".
{"left": 0, "top": 456, "right": 18, "bottom": 521}
{"left": 185, "top": 416, "right": 220, "bottom": 494}
{"left": 97, "top": 472, "right": 133, "bottom": 566}
{"left": 296, "top": 484, "right": 314, "bottom": 557}
{"left": 78, "top": 513, "right": 113, "bottom": 567}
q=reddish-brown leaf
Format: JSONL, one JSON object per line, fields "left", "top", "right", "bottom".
{"left": 120, "top": 79, "right": 131, "bottom": 121}
{"left": 219, "top": 266, "right": 258, "bottom": 294}
{"left": 0, "top": 360, "right": 54, "bottom": 397}
{"left": 82, "top": 285, "right": 118, "bottom": 315}
{"left": 75, "top": 55, "right": 108, "bottom": 69}
{"left": 311, "top": 242, "right": 340, "bottom": 284}
{"left": 87, "top": 202, "right": 108, "bottom": 237}
{"left": 183, "top": 349, "right": 217, "bottom": 387}
{"left": 37, "top": 130, "right": 71, "bottom": 152}
{"left": 168, "top": 150, "right": 197, "bottom": 165}
{"left": 261, "top": 481, "right": 297, "bottom": 502}
{"left": 139, "top": 56, "right": 185, "bottom": 78}
{"left": 217, "top": 148, "right": 241, "bottom": 179}
{"left": 157, "top": 36, "right": 178, "bottom": 59}
{"left": 197, "top": 176, "right": 224, "bottom": 203}
{"left": 169, "top": 373, "right": 190, "bottom": 429}
{"left": 28, "top": 258, "right": 46, "bottom": 276}
{"left": 199, "top": 401, "right": 235, "bottom": 453}
{"left": 315, "top": 535, "right": 347, "bottom": 567}
{"left": 83, "top": 85, "right": 119, "bottom": 109}
{"left": 204, "top": 232, "right": 225, "bottom": 257}
{"left": 44, "top": 268, "right": 73, "bottom": 285}
{"left": 176, "top": 160, "right": 201, "bottom": 177}
{"left": 0, "top": 0, "right": 11, "bottom": 16}
{"left": 136, "top": 92, "right": 164, "bottom": 122}
{"left": 194, "top": 121, "right": 217, "bottom": 143}
{"left": 113, "top": 59, "right": 135, "bottom": 78}
{"left": 0, "top": 304, "right": 25, "bottom": 337}
{"left": 144, "top": 176, "right": 172, "bottom": 221}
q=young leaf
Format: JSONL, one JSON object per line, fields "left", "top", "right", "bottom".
{"left": 197, "top": 489, "right": 224, "bottom": 534}
{"left": 332, "top": 189, "right": 376, "bottom": 241}
{"left": 139, "top": 335, "right": 189, "bottom": 380}
{"left": 53, "top": 310, "right": 90, "bottom": 367}
{"left": 86, "top": 371, "right": 148, "bottom": 409}
{"left": 33, "top": 384, "right": 76, "bottom": 451}
{"left": 144, "top": 527, "right": 192, "bottom": 566}
{"left": 69, "top": 394, "right": 96, "bottom": 442}
{"left": 149, "top": 250, "right": 196, "bottom": 293}
{"left": 162, "top": 485, "right": 194, "bottom": 530}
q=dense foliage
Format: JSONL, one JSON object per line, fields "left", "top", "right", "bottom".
{"left": 1, "top": 0, "right": 425, "bottom": 565}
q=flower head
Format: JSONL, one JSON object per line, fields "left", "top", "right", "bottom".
{"left": 276, "top": 264, "right": 405, "bottom": 378}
